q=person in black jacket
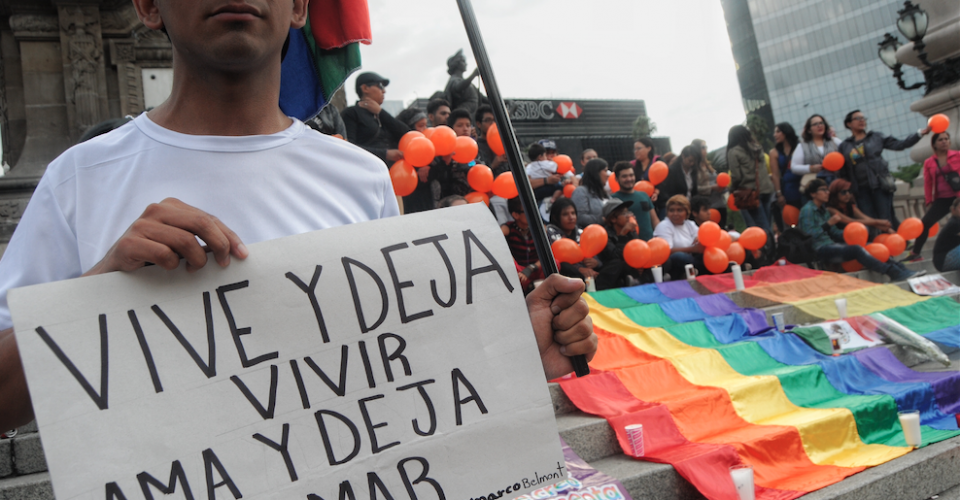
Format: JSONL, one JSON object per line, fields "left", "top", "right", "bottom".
{"left": 658, "top": 146, "right": 701, "bottom": 216}
{"left": 340, "top": 72, "right": 408, "bottom": 165}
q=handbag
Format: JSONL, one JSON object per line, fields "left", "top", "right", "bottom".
{"left": 937, "top": 162, "right": 960, "bottom": 193}
{"left": 878, "top": 171, "right": 898, "bottom": 193}
{"left": 733, "top": 154, "right": 761, "bottom": 210}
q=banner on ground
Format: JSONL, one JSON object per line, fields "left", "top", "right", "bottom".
{"left": 10, "top": 203, "right": 565, "bottom": 500}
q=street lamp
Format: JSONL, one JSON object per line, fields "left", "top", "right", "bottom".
{"left": 896, "top": 1, "right": 930, "bottom": 64}
{"left": 878, "top": 33, "right": 923, "bottom": 91}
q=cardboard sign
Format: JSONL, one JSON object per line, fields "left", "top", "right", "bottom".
{"left": 10, "top": 204, "right": 565, "bottom": 500}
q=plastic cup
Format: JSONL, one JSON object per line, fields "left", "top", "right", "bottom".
{"left": 772, "top": 312, "right": 785, "bottom": 332}
{"left": 652, "top": 266, "right": 663, "bottom": 283}
{"left": 624, "top": 424, "right": 644, "bottom": 457}
{"left": 729, "top": 464, "right": 755, "bottom": 500}
{"left": 684, "top": 264, "right": 697, "bottom": 280}
{"left": 835, "top": 298, "right": 847, "bottom": 318}
{"left": 898, "top": 410, "right": 922, "bottom": 447}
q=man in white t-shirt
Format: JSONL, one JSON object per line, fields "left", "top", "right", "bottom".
{"left": 0, "top": 0, "right": 596, "bottom": 431}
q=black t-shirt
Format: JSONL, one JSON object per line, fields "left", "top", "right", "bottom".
{"left": 933, "top": 216, "right": 960, "bottom": 271}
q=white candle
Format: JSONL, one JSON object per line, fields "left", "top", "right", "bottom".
{"left": 835, "top": 298, "right": 848, "bottom": 318}
{"left": 899, "top": 411, "right": 922, "bottom": 447}
{"left": 729, "top": 465, "right": 755, "bottom": 500}
{"left": 731, "top": 263, "right": 745, "bottom": 291}
{"left": 652, "top": 266, "right": 663, "bottom": 283}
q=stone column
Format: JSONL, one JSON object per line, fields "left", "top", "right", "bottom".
{"left": 108, "top": 39, "right": 143, "bottom": 117}
{"left": 896, "top": 0, "right": 960, "bottom": 162}
{"left": 56, "top": 3, "right": 110, "bottom": 142}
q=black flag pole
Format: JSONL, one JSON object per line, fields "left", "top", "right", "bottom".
{"left": 455, "top": 0, "right": 589, "bottom": 378}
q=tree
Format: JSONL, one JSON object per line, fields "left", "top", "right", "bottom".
{"left": 632, "top": 115, "right": 657, "bottom": 140}
{"left": 746, "top": 113, "right": 773, "bottom": 151}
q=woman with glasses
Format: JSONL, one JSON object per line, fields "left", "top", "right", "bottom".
{"left": 631, "top": 138, "right": 660, "bottom": 183}
{"left": 838, "top": 109, "right": 930, "bottom": 225}
{"left": 904, "top": 132, "right": 960, "bottom": 261}
{"left": 791, "top": 114, "right": 843, "bottom": 189}
{"left": 826, "top": 178, "right": 892, "bottom": 233}
{"left": 571, "top": 158, "right": 611, "bottom": 227}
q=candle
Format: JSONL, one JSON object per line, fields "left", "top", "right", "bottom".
{"left": 729, "top": 464, "right": 755, "bottom": 500}
{"left": 899, "top": 411, "right": 922, "bottom": 447}
{"left": 652, "top": 266, "right": 663, "bottom": 283}
{"left": 731, "top": 263, "right": 745, "bottom": 291}
{"left": 835, "top": 298, "right": 847, "bottom": 318}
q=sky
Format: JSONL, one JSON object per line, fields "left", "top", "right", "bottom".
{"left": 345, "top": 0, "right": 748, "bottom": 153}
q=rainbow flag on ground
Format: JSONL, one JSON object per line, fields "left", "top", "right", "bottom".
{"left": 561, "top": 271, "right": 959, "bottom": 500}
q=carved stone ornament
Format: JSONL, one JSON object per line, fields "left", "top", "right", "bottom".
{"left": 9, "top": 14, "right": 59, "bottom": 34}
{"left": 923, "top": 56, "right": 960, "bottom": 95}
{"left": 109, "top": 39, "right": 136, "bottom": 64}
{"left": 99, "top": 4, "right": 141, "bottom": 34}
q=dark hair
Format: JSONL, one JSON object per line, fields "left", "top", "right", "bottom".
{"left": 508, "top": 197, "right": 524, "bottom": 215}
{"left": 474, "top": 105, "right": 493, "bottom": 125}
{"left": 396, "top": 107, "right": 426, "bottom": 128}
{"left": 438, "top": 195, "right": 467, "bottom": 208}
{"left": 932, "top": 131, "right": 950, "bottom": 148}
{"left": 726, "top": 125, "right": 755, "bottom": 154}
{"left": 581, "top": 159, "right": 610, "bottom": 200}
{"left": 613, "top": 161, "right": 634, "bottom": 180}
{"left": 680, "top": 145, "right": 701, "bottom": 164}
{"left": 528, "top": 143, "right": 546, "bottom": 161}
{"left": 801, "top": 114, "right": 832, "bottom": 142}
{"left": 447, "top": 108, "right": 472, "bottom": 127}
{"left": 427, "top": 98, "right": 451, "bottom": 115}
{"left": 635, "top": 137, "right": 655, "bottom": 159}
{"left": 774, "top": 122, "right": 799, "bottom": 154}
{"left": 843, "top": 109, "right": 861, "bottom": 130}
{"left": 549, "top": 198, "right": 577, "bottom": 228}
{"left": 806, "top": 178, "right": 828, "bottom": 194}
{"left": 690, "top": 195, "right": 711, "bottom": 215}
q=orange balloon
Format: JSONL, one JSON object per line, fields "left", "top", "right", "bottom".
{"left": 464, "top": 191, "right": 489, "bottom": 206}
{"left": 725, "top": 242, "right": 746, "bottom": 265}
{"left": 608, "top": 175, "right": 620, "bottom": 193}
{"left": 704, "top": 247, "right": 729, "bottom": 274}
{"left": 624, "top": 239, "right": 651, "bottom": 269}
{"left": 929, "top": 222, "right": 940, "bottom": 237}
{"left": 884, "top": 233, "right": 907, "bottom": 257}
{"left": 740, "top": 227, "right": 767, "bottom": 250}
{"left": 423, "top": 127, "right": 436, "bottom": 139}
{"left": 842, "top": 260, "right": 863, "bottom": 272}
{"left": 554, "top": 154, "right": 574, "bottom": 174}
{"left": 646, "top": 237, "right": 671, "bottom": 267}
{"left": 487, "top": 124, "right": 505, "bottom": 156}
{"left": 843, "top": 222, "right": 868, "bottom": 246}
{"left": 874, "top": 233, "right": 890, "bottom": 245}
{"left": 865, "top": 243, "right": 890, "bottom": 263}
{"left": 708, "top": 208, "right": 722, "bottom": 224}
{"left": 389, "top": 160, "right": 417, "bottom": 196}
{"left": 727, "top": 194, "right": 739, "bottom": 211}
{"left": 635, "top": 180, "right": 655, "bottom": 197}
{"left": 552, "top": 238, "right": 583, "bottom": 264}
{"left": 929, "top": 113, "right": 950, "bottom": 134}
{"left": 716, "top": 172, "right": 730, "bottom": 188}
{"left": 580, "top": 224, "right": 609, "bottom": 258}
{"left": 648, "top": 161, "right": 669, "bottom": 185}
{"left": 453, "top": 136, "right": 479, "bottom": 163}
{"left": 782, "top": 205, "right": 800, "bottom": 227}
{"left": 492, "top": 172, "right": 518, "bottom": 199}
{"left": 563, "top": 184, "right": 576, "bottom": 198}
{"left": 405, "top": 136, "right": 436, "bottom": 167}
{"left": 822, "top": 152, "right": 844, "bottom": 172}
{"left": 399, "top": 131, "right": 425, "bottom": 152}
{"left": 467, "top": 164, "right": 493, "bottom": 192}
{"left": 898, "top": 217, "right": 923, "bottom": 240}
{"left": 698, "top": 221, "right": 722, "bottom": 247}
{"left": 715, "top": 230, "right": 732, "bottom": 251}
{"left": 430, "top": 126, "right": 457, "bottom": 156}
{"left": 332, "top": 134, "right": 344, "bottom": 140}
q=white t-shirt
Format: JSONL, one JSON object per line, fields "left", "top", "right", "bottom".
{"left": 525, "top": 160, "right": 558, "bottom": 179}
{"left": 0, "top": 114, "right": 399, "bottom": 330}
{"left": 653, "top": 219, "right": 699, "bottom": 249}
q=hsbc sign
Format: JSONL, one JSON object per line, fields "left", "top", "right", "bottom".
{"left": 556, "top": 102, "right": 582, "bottom": 119}
{"left": 510, "top": 100, "right": 583, "bottom": 121}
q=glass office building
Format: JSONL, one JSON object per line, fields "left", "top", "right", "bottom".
{"left": 721, "top": 0, "right": 928, "bottom": 169}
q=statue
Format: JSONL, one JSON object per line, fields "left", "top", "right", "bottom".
{"left": 443, "top": 49, "right": 482, "bottom": 116}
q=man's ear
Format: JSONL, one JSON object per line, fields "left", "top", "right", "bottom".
{"left": 291, "top": 0, "right": 308, "bottom": 29}
{"left": 132, "top": 0, "right": 164, "bottom": 31}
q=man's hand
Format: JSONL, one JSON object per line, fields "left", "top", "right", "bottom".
{"left": 84, "top": 198, "right": 247, "bottom": 276}
{"left": 526, "top": 274, "right": 596, "bottom": 380}
{"left": 546, "top": 174, "right": 562, "bottom": 184}
{"left": 386, "top": 149, "right": 404, "bottom": 162}
{"left": 827, "top": 213, "right": 843, "bottom": 225}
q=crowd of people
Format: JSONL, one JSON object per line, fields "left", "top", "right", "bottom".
{"left": 325, "top": 71, "right": 960, "bottom": 290}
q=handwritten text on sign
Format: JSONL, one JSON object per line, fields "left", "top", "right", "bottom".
{"left": 10, "top": 204, "right": 565, "bottom": 500}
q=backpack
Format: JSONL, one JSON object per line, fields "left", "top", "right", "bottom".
{"left": 777, "top": 228, "right": 818, "bottom": 265}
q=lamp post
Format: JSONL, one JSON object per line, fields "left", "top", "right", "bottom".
{"left": 896, "top": 1, "right": 929, "bottom": 64}
{"left": 878, "top": 33, "right": 923, "bottom": 91}
{"left": 877, "top": 1, "right": 960, "bottom": 96}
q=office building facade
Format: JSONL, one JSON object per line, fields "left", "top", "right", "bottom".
{"left": 721, "top": 0, "right": 928, "bottom": 169}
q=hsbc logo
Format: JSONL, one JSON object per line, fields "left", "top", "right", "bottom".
{"left": 556, "top": 102, "right": 582, "bottom": 119}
